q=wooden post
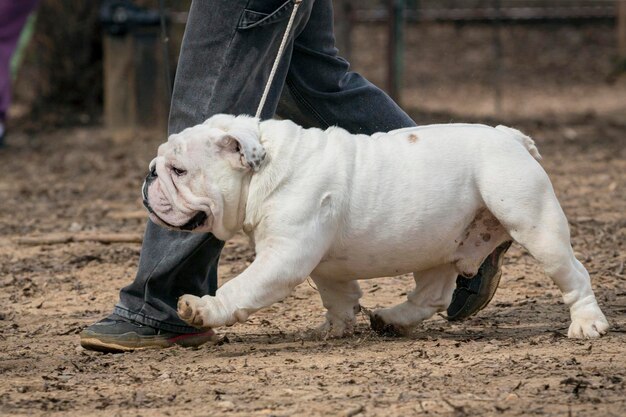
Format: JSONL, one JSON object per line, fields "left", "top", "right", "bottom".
{"left": 104, "top": 34, "right": 138, "bottom": 131}
{"left": 387, "top": 0, "right": 405, "bottom": 104}
{"left": 492, "top": 0, "right": 503, "bottom": 115}
{"left": 334, "top": 0, "right": 353, "bottom": 62}
{"left": 103, "top": 27, "right": 168, "bottom": 133}
{"left": 619, "top": 0, "right": 626, "bottom": 61}
{"left": 133, "top": 28, "right": 168, "bottom": 129}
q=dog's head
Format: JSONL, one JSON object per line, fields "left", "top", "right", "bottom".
{"left": 143, "top": 114, "right": 265, "bottom": 240}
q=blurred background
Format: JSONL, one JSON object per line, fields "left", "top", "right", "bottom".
{"left": 1, "top": 4, "right": 625, "bottom": 414}
{"left": 7, "top": 0, "right": 626, "bottom": 132}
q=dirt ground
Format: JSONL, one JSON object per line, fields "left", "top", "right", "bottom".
{"left": 0, "top": 112, "right": 624, "bottom": 417}
{"left": 1, "top": 22, "right": 626, "bottom": 417}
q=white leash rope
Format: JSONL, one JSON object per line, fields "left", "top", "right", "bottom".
{"left": 255, "top": 0, "right": 302, "bottom": 119}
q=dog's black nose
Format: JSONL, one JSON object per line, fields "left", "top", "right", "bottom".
{"left": 142, "top": 181, "right": 152, "bottom": 212}
{"left": 145, "top": 164, "right": 158, "bottom": 187}
{"left": 143, "top": 165, "right": 157, "bottom": 209}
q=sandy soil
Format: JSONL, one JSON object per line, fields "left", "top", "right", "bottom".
{"left": 1, "top": 20, "right": 625, "bottom": 417}
{"left": 0, "top": 109, "right": 624, "bottom": 417}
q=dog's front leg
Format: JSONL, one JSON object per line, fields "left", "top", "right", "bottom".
{"left": 177, "top": 237, "right": 327, "bottom": 329}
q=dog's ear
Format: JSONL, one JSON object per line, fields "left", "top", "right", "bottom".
{"left": 216, "top": 128, "right": 266, "bottom": 172}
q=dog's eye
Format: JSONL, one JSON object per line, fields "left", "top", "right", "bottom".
{"left": 171, "top": 166, "right": 187, "bottom": 176}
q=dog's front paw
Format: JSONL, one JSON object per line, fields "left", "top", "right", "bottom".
{"left": 178, "top": 294, "right": 210, "bottom": 329}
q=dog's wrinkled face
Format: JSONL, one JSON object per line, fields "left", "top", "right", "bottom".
{"left": 143, "top": 114, "right": 265, "bottom": 239}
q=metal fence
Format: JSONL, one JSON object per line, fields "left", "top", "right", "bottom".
{"left": 333, "top": 0, "right": 625, "bottom": 103}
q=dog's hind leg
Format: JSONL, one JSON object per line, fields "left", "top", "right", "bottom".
{"left": 311, "top": 275, "right": 362, "bottom": 338}
{"left": 479, "top": 155, "right": 609, "bottom": 338}
{"left": 369, "top": 264, "right": 457, "bottom": 336}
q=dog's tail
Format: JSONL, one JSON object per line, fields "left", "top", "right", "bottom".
{"left": 495, "top": 125, "right": 542, "bottom": 161}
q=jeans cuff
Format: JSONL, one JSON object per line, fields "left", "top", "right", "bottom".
{"left": 113, "top": 304, "right": 202, "bottom": 334}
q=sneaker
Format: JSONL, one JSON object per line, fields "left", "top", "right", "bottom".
{"left": 446, "top": 241, "right": 512, "bottom": 321}
{"left": 79, "top": 314, "right": 217, "bottom": 352}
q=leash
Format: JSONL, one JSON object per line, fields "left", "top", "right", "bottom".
{"left": 255, "top": 0, "right": 302, "bottom": 119}
{"left": 158, "top": 0, "right": 302, "bottom": 119}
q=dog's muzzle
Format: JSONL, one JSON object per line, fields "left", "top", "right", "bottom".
{"left": 142, "top": 166, "right": 208, "bottom": 231}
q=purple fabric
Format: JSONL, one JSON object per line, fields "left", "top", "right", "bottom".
{"left": 0, "top": 0, "right": 39, "bottom": 120}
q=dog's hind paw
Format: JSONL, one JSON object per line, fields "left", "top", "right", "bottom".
{"left": 314, "top": 319, "right": 354, "bottom": 339}
{"left": 568, "top": 316, "right": 609, "bottom": 339}
{"left": 567, "top": 298, "right": 609, "bottom": 339}
{"left": 368, "top": 312, "right": 405, "bottom": 337}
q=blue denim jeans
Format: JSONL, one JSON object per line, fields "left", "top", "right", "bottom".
{"left": 114, "top": 0, "right": 416, "bottom": 333}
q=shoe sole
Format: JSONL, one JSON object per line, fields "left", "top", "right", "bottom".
{"left": 80, "top": 338, "right": 165, "bottom": 353}
{"left": 80, "top": 330, "right": 218, "bottom": 353}
{"left": 446, "top": 241, "right": 512, "bottom": 321}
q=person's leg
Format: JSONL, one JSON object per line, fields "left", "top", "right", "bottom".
{"left": 0, "top": 0, "right": 39, "bottom": 146}
{"left": 277, "top": 0, "right": 414, "bottom": 133}
{"left": 113, "top": 0, "right": 320, "bottom": 330}
{"left": 81, "top": 0, "right": 319, "bottom": 351}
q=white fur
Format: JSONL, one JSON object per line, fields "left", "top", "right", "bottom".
{"left": 146, "top": 114, "right": 609, "bottom": 339}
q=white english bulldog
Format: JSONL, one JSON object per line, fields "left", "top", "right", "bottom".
{"left": 143, "top": 114, "right": 609, "bottom": 339}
